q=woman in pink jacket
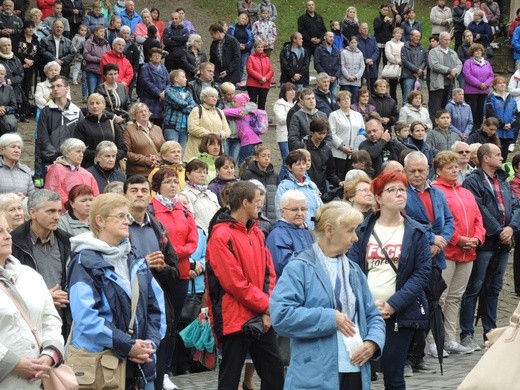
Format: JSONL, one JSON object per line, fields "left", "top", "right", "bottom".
{"left": 432, "top": 151, "right": 486, "bottom": 355}
{"left": 246, "top": 41, "right": 274, "bottom": 110}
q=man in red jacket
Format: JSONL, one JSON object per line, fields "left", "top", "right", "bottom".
{"left": 206, "top": 181, "right": 284, "bottom": 390}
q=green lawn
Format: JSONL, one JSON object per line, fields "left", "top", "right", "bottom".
{"left": 198, "top": 0, "right": 434, "bottom": 51}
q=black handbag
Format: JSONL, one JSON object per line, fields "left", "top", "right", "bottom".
{"left": 179, "top": 281, "right": 202, "bottom": 324}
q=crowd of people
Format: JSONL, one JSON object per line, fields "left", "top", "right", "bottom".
{"left": 2, "top": 0, "right": 520, "bottom": 389}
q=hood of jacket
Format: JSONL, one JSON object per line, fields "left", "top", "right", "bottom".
{"left": 70, "top": 231, "right": 131, "bottom": 269}
{"left": 247, "top": 159, "right": 275, "bottom": 178}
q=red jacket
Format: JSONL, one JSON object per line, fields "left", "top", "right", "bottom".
{"left": 37, "top": 0, "right": 55, "bottom": 19}
{"left": 99, "top": 50, "right": 134, "bottom": 89}
{"left": 151, "top": 198, "right": 198, "bottom": 279}
{"left": 510, "top": 174, "right": 520, "bottom": 199}
{"left": 433, "top": 177, "right": 486, "bottom": 262}
{"left": 206, "top": 213, "right": 276, "bottom": 341}
{"left": 246, "top": 51, "right": 274, "bottom": 89}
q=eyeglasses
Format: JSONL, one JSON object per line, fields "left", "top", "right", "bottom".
{"left": 162, "top": 179, "right": 179, "bottom": 186}
{"left": 283, "top": 207, "right": 308, "bottom": 213}
{"left": 383, "top": 187, "right": 407, "bottom": 195}
{"left": 356, "top": 188, "right": 371, "bottom": 194}
{"left": 457, "top": 150, "right": 470, "bottom": 154}
{"left": 106, "top": 213, "right": 133, "bottom": 222}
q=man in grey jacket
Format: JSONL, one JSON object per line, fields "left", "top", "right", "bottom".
{"left": 401, "top": 30, "right": 426, "bottom": 102}
{"left": 428, "top": 31, "right": 462, "bottom": 119}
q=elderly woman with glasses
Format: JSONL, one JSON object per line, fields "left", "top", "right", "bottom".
{"left": 179, "top": 34, "right": 208, "bottom": 81}
{"left": 68, "top": 193, "right": 166, "bottom": 389}
{"left": 343, "top": 176, "right": 374, "bottom": 217}
{"left": 44, "top": 138, "right": 100, "bottom": 207}
{"left": 0, "top": 133, "right": 34, "bottom": 197}
{"left": 266, "top": 189, "right": 314, "bottom": 278}
{"left": 348, "top": 171, "right": 431, "bottom": 389}
{"left": 185, "top": 87, "right": 230, "bottom": 162}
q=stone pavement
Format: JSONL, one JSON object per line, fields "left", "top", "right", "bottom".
{"left": 170, "top": 259, "right": 520, "bottom": 390}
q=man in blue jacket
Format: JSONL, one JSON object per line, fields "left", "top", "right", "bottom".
{"left": 313, "top": 32, "right": 341, "bottom": 95}
{"left": 403, "top": 151, "right": 456, "bottom": 373}
{"left": 461, "top": 143, "right": 520, "bottom": 350}
{"left": 357, "top": 23, "right": 379, "bottom": 93}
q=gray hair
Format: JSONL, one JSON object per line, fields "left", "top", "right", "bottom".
{"left": 140, "top": 8, "right": 150, "bottom": 17}
{"left": 95, "top": 140, "right": 117, "bottom": 157}
{"left": 279, "top": 189, "right": 307, "bottom": 210}
{"left": 112, "top": 37, "right": 125, "bottom": 47}
{"left": 0, "top": 192, "right": 22, "bottom": 210}
{"left": 316, "top": 72, "right": 330, "bottom": 82}
{"left": 103, "top": 181, "right": 124, "bottom": 194}
{"left": 0, "top": 132, "right": 22, "bottom": 149}
{"left": 439, "top": 31, "right": 451, "bottom": 40}
{"left": 43, "top": 61, "right": 61, "bottom": 74}
{"left": 0, "top": 37, "right": 11, "bottom": 47}
{"left": 200, "top": 87, "right": 219, "bottom": 101}
{"left": 60, "top": 138, "right": 86, "bottom": 156}
{"left": 344, "top": 169, "right": 369, "bottom": 181}
{"left": 404, "top": 151, "right": 429, "bottom": 167}
{"left": 187, "top": 34, "right": 201, "bottom": 46}
{"left": 452, "top": 87, "right": 463, "bottom": 96}
{"left": 0, "top": 64, "right": 6, "bottom": 73}
{"left": 451, "top": 141, "right": 469, "bottom": 151}
{"left": 120, "top": 25, "right": 131, "bottom": 34}
{"left": 27, "top": 189, "right": 61, "bottom": 211}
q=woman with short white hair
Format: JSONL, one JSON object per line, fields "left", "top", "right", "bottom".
{"left": 44, "top": 138, "right": 100, "bottom": 206}
{"left": 34, "top": 61, "right": 66, "bottom": 109}
{"left": 0, "top": 133, "right": 34, "bottom": 197}
{"left": 86, "top": 140, "right": 126, "bottom": 192}
{"left": 0, "top": 37, "right": 25, "bottom": 121}
{"left": 179, "top": 34, "right": 208, "bottom": 81}
{"left": 0, "top": 192, "right": 25, "bottom": 229}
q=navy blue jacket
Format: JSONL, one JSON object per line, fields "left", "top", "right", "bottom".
{"left": 405, "top": 185, "right": 455, "bottom": 269}
{"left": 313, "top": 87, "right": 339, "bottom": 117}
{"left": 313, "top": 43, "right": 341, "bottom": 79}
{"left": 463, "top": 168, "right": 520, "bottom": 251}
{"left": 357, "top": 34, "right": 379, "bottom": 79}
{"left": 348, "top": 213, "right": 431, "bottom": 329}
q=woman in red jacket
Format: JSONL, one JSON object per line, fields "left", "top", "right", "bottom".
{"left": 432, "top": 151, "right": 486, "bottom": 355}
{"left": 246, "top": 40, "right": 274, "bottom": 110}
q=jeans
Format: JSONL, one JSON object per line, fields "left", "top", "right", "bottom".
{"left": 460, "top": 249, "right": 510, "bottom": 339}
{"left": 330, "top": 80, "right": 338, "bottom": 97}
{"left": 164, "top": 127, "right": 188, "bottom": 150}
{"left": 278, "top": 141, "right": 289, "bottom": 162}
{"left": 401, "top": 78, "right": 421, "bottom": 104}
{"left": 239, "top": 52, "right": 250, "bottom": 81}
{"left": 225, "top": 138, "right": 241, "bottom": 163}
{"left": 381, "top": 320, "right": 415, "bottom": 390}
{"left": 238, "top": 144, "right": 256, "bottom": 165}
{"left": 340, "top": 85, "right": 360, "bottom": 104}
{"left": 85, "top": 71, "right": 101, "bottom": 95}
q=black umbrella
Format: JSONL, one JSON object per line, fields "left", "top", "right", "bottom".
{"left": 425, "top": 265, "right": 447, "bottom": 375}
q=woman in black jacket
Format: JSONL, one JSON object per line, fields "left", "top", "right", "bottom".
{"left": 179, "top": 34, "right": 208, "bottom": 81}
{"left": 372, "top": 79, "right": 399, "bottom": 131}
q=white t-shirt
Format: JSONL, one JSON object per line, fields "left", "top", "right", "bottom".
{"left": 366, "top": 222, "right": 404, "bottom": 302}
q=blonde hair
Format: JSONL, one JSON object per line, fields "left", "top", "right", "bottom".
{"left": 314, "top": 201, "right": 363, "bottom": 240}
{"left": 160, "top": 141, "right": 182, "bottom": 157}
{"left": 89, "top": 193, "right": 129, "bottom": 236}
{"left": 87, "top": 92, "right": 106, "bottom": 107}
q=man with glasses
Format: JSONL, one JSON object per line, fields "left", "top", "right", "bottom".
{"left": 403, "top": 151, "right": 454, "bottom": 374}
{"left": 35, "top": 75, "right": 83, "bottom": 187}
{"left": 11, "top": 189, "right": 72, "bottom": 337}
{"left": 124, "top": 175, "right": 180, "bottom": 390}
{"left": 451, "top": 141, "right": 475, "bottom": 183}
{"left": 460, "top": 143, "right": 520, "bottom": 350}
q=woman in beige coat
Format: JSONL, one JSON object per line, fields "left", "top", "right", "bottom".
{"left": 184, "top": 87, "right": 230, "bottom": 162}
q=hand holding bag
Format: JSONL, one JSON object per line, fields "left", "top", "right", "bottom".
{"left": 381, "top": 64, "right": 402, "bottom": 80}
{"left": 0, "top": 281, "right": 79, "bottom": 390}
{"left": 65, "top": 275, "right": 140, "bottom": 389}
{"left": 179, "top": 281, "right": 202, "bottom": 324}
{"left": 458, "top": 300, "right": 520, "bottom": 390}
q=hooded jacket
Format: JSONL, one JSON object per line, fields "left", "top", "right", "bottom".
{"left": 288, "top": 108, "right": 328, "bottom": 150}
{"left": 240, "top": 160, "right": 279, "bottom": 222}
{"left": 68, "top": 232, "right": 166, "bottom": 383}
{"left": 99, "top": 49, "right": 134, "bottom": 87}
{"left": 82, "top": 35, "right": 110, "bottom": 74}
{"left": 279, "top": 41, "right": 310, "bottom": 85}
{"left": 206, "top": 212, "right": 276, "bottom": 341}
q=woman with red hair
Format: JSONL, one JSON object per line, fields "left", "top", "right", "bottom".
{"left": 58, "top": 184, "right": 94, "bottom": 236}
{"left": 348, "top": 171, "right": 431, "bottom": 389}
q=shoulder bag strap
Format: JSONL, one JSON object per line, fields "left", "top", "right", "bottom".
{"left": 371, "top": 230, "right": 399, "bottom": 274}
{"left": 109, "top": 118, "right": 115, "bottom": 139}
{"left": 127, "top": 274, "right": 139, "bottom": 336}
{"left": 0, "top": 280, "right": 43, "bottom": 347}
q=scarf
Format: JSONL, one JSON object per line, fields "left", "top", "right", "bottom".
{"left": 187, "top": 180, "right": 207, "bottom": 192}
{"left": 313, "top": 242, "right": 356, "bottom": 320}
{"left": 472, "top": 56, "right": 485, "bottom": 66}
{"left": 155, "top": 193, "right": 176, "bottom": 210}
{"left": 0, "top": 51, "right": 14, "bottom": 60}
{"left": 343, "top": 18, "right": 358, "bottom": 26}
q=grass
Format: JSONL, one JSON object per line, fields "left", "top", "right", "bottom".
{"left": 197, "top": 0, "right": 434, "bottom": 52}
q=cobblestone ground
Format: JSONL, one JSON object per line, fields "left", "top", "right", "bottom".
{"left": 17, "top": 1, "right": 520, "bottom": 389}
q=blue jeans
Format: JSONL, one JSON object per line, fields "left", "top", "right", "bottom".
{"left": 85, "top": 71, "right": 101, "bottom": 95}
{"left": 239, "top": 52, "right": 250, "bottom": 82}
{"left": 81, "top": 71, "right": 88, "bottom": 97}
{"left": 340, "top": 85, "right": 360, "bottom": 104}
{"left": 164, "top": 127, "right": 188, "bottom": 150}
{"left": 225, "top": 138, "right": 241, "bottom": 163}
{"left": 238, "top": 144, "right": 255, "bottom": 165}
{"left": 278, "top": 141, "right": 289, "bottom": 162}
{"left": 460, "top": 249, "right": 510, "bottom": 339}
{"left": 401, "top": 78, "right": 420, "bottom": 104}
{"left": 330, "top": 80, "right": 338, "bottom": 97}
{"left": 381, "top": 321, "right": 415, "bottom": 390}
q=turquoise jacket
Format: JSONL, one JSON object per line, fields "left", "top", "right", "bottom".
{"left": 270, "top": 246, "right": 385, "bottom": 390}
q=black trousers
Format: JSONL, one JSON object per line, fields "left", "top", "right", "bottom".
{"left": 465, "top": 93, "right": 486, "bottom": 131}
{"left": 429, "top": 87, "right": 452, "bottom": 120}
{"left": 218, "top": 328, "right": 284, "bottom": 390}
{"left": 247, "top": 87, "right": 269, "bottom": 110}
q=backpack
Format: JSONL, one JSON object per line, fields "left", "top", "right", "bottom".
{"left": 198, "top": 104, "right": 223, "bottom": 120}
{"left": 248, "top": 109, "right": 268, "bottom": 135}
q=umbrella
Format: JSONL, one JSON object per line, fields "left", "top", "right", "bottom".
{"left": 179, "top": 310, "right": 217, "bottom": 370}
{"left": 425, "top": 265, "right": 447, "bottom": 375}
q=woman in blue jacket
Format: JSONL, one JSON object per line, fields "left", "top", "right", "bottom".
{"left": 271, "top": 201, "right": 385, "bottom": 390}
{"left": 68, "top": 193, "right": 166, "bottom": 389}
{"left": 348, "top": 171, "right": 431, "bottom": 390}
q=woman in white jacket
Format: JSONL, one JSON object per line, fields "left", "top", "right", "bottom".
{"left": 328, "top": 90, "right": 365, "bottom": 180}
{"left": 339, "top": 36, "right": 365, "bottom": 104}
{"left": 398, "top": 90, "right": 433, "bottom": 130}
{"left": 0, "top": 213, "right": 64, "bottom": 389}
{"left": 272, "top": 82, "right": 296, "bottom": 161}
{"left": 384, "top": 27, "right": 405, "bottom": 104}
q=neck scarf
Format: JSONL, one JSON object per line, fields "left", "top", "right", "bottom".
{"left": 187, "top": 180, "right": 207, "bottom": 192}
{"left": 155, "top": 193, "right": 176, "bottom": 210}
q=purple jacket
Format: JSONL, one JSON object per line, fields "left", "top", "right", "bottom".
{"left": 222, "top": 107, "right": 262, "bottom": 147}
{"left": 82, "top": 36, "right": 110, "bottom": 74}
{"left": 462, "top": 58, "right": 494, "bottom": 95}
